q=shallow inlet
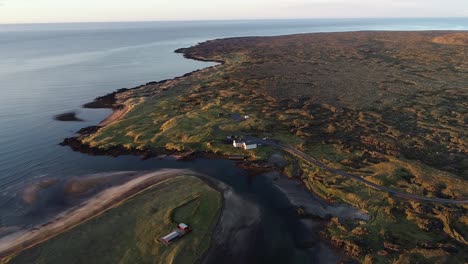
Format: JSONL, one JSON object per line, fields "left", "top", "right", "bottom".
{"left": 7, "top": 159, "right": 344, "bottom": 263}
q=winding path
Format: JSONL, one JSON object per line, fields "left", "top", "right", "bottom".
{"left": 262, "top": 141, "right": 468, "bottom": 205}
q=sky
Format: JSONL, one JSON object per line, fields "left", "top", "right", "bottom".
{"left": 0, "top": 0, "right": 467, "bottom": 24}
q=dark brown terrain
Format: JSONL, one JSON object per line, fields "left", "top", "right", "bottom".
{"left": 178, "top": 31, "right": 467, "bottom": 178}
{"left": 63, "top": 31, "right": 468, "bottom": 263}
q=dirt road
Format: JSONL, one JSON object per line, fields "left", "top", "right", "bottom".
{"left": 262, "top": 142, "right": 468, "bottom": 205}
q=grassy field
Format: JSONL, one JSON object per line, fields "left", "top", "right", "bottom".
{"left": 8, "top": 176, "right": 222, "bottom": 264}
{"left": 72, "top": 32, "right": 468, "bottom": 263}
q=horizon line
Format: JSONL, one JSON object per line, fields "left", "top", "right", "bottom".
{"left": 1, "top": 16, "right": 467, "bottom": 26}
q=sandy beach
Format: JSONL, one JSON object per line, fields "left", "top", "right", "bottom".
{"left": 98, "top": 105, "right": 129, "bottom": 127}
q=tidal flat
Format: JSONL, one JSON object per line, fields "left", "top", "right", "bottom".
{"left": 3, "top": 172, "right": 222, "bottom": 264}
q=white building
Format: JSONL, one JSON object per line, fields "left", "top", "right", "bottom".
{"left": 178, "top": 223, "right": 190, "bottom": 232}
{"left": 161, "top": 231, "right": 179, "bottom": 245}
{"left": 233, "top": 140, "right": 257, "bottom": 150}
{"left": 160, "top": 223, "right": 192, "bottom": 245}
{"left": 233, "top": 140, "right": 243, "bottom": 148}
{"left": 242, "top": 141, "right": 257, "bottom": 150}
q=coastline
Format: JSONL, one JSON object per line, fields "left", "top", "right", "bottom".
{"left": 0, "top": 169, "right": 212, "bottom": 260}
{"left": 2, "top": 170, "right": 287, "bottom": 264}
{"left": 58, "top": 50, "right": 271, "bottom": 170}
{"left": 60, "top": 45, "right": 227, "bottom": 160}
{"left": 55, "top": 31, "right": 468, "bottom": 263}
{"left": 98, "top": 104, "right": 128, "bottom": 126}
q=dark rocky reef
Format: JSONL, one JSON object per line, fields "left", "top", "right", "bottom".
{"left": 54, "top": 112, "right": 83, "bottom": 122}
{"left": 83, "top": 88, "right": 128, "bottom": 109}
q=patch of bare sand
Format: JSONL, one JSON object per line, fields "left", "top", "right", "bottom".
{"left": 63, "top": 171, "right": 138, "bottom": 196}
{"left": 99, "top": 105, "right": 129, "bottom": 126}
{"left": 21, "top": 178, "right": 59, "bottom": 205}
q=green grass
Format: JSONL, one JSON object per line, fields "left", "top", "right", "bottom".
{"left": 8, "top": 176, "right": 222, "bottom": 264}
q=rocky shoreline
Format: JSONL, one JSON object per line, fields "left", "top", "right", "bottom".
{"left": 61, "top": 133, "right": 277, "bottom": 176}
{"left": 60, "top": 44, "right": 228, "bottom": 159}
{"left": 58, "top": 46, "right": 276, "bottom": 173}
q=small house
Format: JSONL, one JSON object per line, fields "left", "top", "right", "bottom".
{"left": 242, "top": 141, "right": 257, "bottom": 150}
{"left": 233, "top": 139, "right": 257, "bottom": 150}
{"left": 232, "top": 140, "right": 243, "bottom": 148}
{"left": 178, "top": 223, "right": 191, "bottom": 232}
{"left": 159, "top": 223, "right": 192, "bottom": 246}
{"left": 160, "top": 231, "right": 180, "bottom": 245}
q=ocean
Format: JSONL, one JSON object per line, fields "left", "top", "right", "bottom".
{"left": 0, "top": 18, "right": 467, "bottom": 261}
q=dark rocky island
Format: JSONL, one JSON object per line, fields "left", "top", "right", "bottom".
{"left": 54, "top": 112, "right": 83, "bottom": 122}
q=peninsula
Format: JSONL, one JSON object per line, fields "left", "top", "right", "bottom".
{"left": 1, "top": 170, "right": 224, "bottom": 263}
{"left": 60, "top": 31, "right": 468, "bottom": 263}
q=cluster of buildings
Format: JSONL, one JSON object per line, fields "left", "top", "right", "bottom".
{"left": 232, "top": 139, "right": 258, "bottom": 150}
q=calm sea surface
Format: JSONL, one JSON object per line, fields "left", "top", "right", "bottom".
{"left": 0, "top": 18, "right": 467, "bottom": 262}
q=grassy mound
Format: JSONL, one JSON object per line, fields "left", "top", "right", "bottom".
{"left": 8, "top": 176, "right": 222, "bottom": 264}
